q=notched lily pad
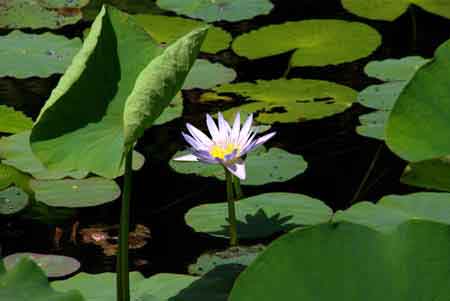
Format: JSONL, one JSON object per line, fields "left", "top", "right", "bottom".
{"left": 30, "top": 177, "right": 121, "bottom": 208}
{"left": 156, "top": 0, "right": 274, "bottom": 22}
{"left": 0, "top": 0, "right": 89, "bottom": 29}
{"left": 4, "top": 253, "right": 80, "bottom": 277}
{"left": 133, "top": 14, "right": 232, "bottom": 53}
{"left": 0, "top": 105, "right": 33, "bottom": 134}
{"left": 185, "top": 192, "right": 332, "bottom": 239}
{"left": 232, "top": 20, "right": 381, "bottom": 67}
{"left": 0, "top": 31, "right": 82, "bottom": 78}
{"left": 0, "top": 186, "right": 28, "bottom": 215}
{"left": 341, "top": 0, "right": 450, "bottom": 21}
{"left": 171, "top": 147, "right": 307, "bottom": 185}
{"left": 214, "top": 78, "right": 357, "bottom": 124}
{"left": 189, "top": 245, "right": 265, "bottom": 276}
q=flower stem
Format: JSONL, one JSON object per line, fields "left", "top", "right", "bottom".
{"left": 233, "top": 176, "right": 243, "bottom": 200}
{"left": 117, "top": 150, "right": 132, "bottom": 301}
{"left": 225, "top": 168, "right": 238, "bottom": 246}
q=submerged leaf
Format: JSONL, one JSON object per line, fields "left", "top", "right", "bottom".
{"left": 156, "top": 0, "right": 274, "bottom": 22}
{"left": 233, "top": 20, "right": 381, "bottom": 67}
{"left": 0, "top": 31, "right": 82, "bottom": 79}
{"left": 0, "top": 186, "right": 28, "bottom": 215}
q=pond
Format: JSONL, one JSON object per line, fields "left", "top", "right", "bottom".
{"left": 1, "top": 0, "right": 450, "bottom": 300}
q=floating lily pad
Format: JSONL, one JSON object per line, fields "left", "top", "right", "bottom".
{"left": 232, "top": 20, "right": 381, "bottom": 67}
{"left": 357, "top": 57, "right": 429, "bottom": 140}
{"left": 213, "top": 79, "right": 357, "bottom": 124}
{"left": 0, "top": 31, "right": 82, "bottom": 79}
{"left": 183, "top": 59, "right": 236, "bottom": 89}
{"left": 199, "top": 91, "right": 234, "bottom": 102}
{"left": 4, "top": 253, "right": 80, "bottom": 278}
{"left": 0, "top": 105, "right": 33, "bottom": 134}
{"left": 341, "top": 0, "right": 450, "bottom": 21}
{"left": 0, "top": 164, "right": 31, "bottom": 194}
{"left": 154, "top": 94, "right": 183, "bottom": 126}
{"left": 229, "top": 220, "right": 450, "bottom": 301}
{"left": 185, "top": 192, "right": 332, "bottom": 239}
{"left": 171, "top": 147, "right": 307, "bottom": 185}
{"left": 0, "top": 186, "right": 28, "bottom": 215}
{"left": 134, "top": 14, "right": 232, "bottom": 53}
{"left": 0, "top": 258, "right": 84, "bottom": 301}
{"left": 156, "top": 0, "right": 274, "bottom": 22}
{"left": 401, "top": 157, "right": 450, "bottom": 192}
{"left": 30, "top": 6, "right": 207, "bottom": 179}
{"left": 0, "top": 0, "right": 89, "bottom": 29}
{"left": 386, "top": 39, "right": 450, "bottom": 161}
{"left": 189, "top": 245, "right": 265, "bottom": 276}
{"left": 82, "top": 0, "right": 164, "bottom": 20}
{"left": 30, "top": 177, "right": 121, "bottom": 208}
{"left": 53, "top": 268, "right": 239, "bottom": 301}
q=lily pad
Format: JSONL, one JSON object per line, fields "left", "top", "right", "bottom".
{"left": 0, "top": 258, "right": 84, "bottom": 301}
{"left": 134, "top": 14, "right": 232, "bottom": 53}
{"left": 386, "top": 39, "right": 450, "bottom": 162}
{"left": 0, "top": 164, "right": 32, "bottom": 193}
{"left": 357, "top": 57, "right": 429, "bottom": 140}
{"left": 82, "top": 0, "right": 164, "bottom": 20}
{"left": 213, "top": 79, "right": 357, "bottom": 124}
{"left": 188, "top": 245, "right": 265, "bottom": 276}
{"left": 30, "top": 177, "right": 121, "bottom": 208}
{"left": 171, "top": 147, "right": 307, "bottom": 185}
{"left": 156, "top": 0, "right": 274, "bottom": 22}
{"left": 185, "top": 192, "right": 332, "bottom": 239}
{"left": 0, "top": 0, "right": 89, "bottom": 29}
{"left": 183, "top": 59, "right": 236, "bottom": 89}
{"left": 53, "top": 268, "right": 239, "bottom": 301}
{"left": 401, "top": 157, "right": 450, "bottom": 192}
{"left": 154, "top": 94, "right": 183, "bottom": 126}
{"left": 341, "top": 0, "right": 450, "bottom": 21}
{"left": 232, "top": 20, "right": 381, "bottom": 67}
{"left": 4, "top": 253, "right": 80, "bottom": 278}
{"left": 0, "top": 31, "right": 82, "bottom": 79}
{"left": 0, "top": 105, "right": 33, "bottom": 134}
{"left": 0, "top": 186, "right": 28, "bottom": 215}
{"left": 229, "top": 220, "right": 450, "bottom": 301}
{"left": 30, "top": 6, "right": 207, "bottom": 179}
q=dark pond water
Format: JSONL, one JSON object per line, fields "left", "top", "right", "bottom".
{"left": 1, "top": 0, "right": 450, "bottom": 277}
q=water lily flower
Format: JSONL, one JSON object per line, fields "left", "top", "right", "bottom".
{"left": 174, "top": 112, "right": 276, "bottom": 180}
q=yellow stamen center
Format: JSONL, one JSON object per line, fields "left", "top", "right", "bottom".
{"left": 209, "top": 144, "right": 236, "bottom": 160}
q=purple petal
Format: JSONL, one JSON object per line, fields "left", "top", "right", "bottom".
{"left": 206, "top": 114, "right": 220, "bottom": 142}
{"left": 238, "top": 114, "right": 253, "bottom": 145}
{"left": 218, "top": 112, "right": 231, "bottom": 139}
{"left": 224, "top": 149, "right": 238, "bottom": 162}
{"left": 186, "top": 123, "right": 213, "bottom": 146}
{"left": 225, "top": 159, "right": 246, "bottom": 180}
{"left": 182, "top": 132, "right": 204, "bottom": 150}
{"left": 173, "top": 153, "right": 199, "bottom": 162}
{"left": 253, "top": 132, "right": 276, "bottom": 147}
{"left": 240, "top": 140, "right": 257, "bottom": 156}
{"left": 193, "top": 149, "right": 220, "bottom": 164}
{"left": 230, "top": 112, "right": 241, "bottom": 143}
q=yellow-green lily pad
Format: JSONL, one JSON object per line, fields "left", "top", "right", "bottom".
{"left": 214, "top": 78, "right": 357, "bottom": 124}
{"left": 341, "top": 0, "right": 450, "bottom": 21}
{"left": 232, "top": 20, "right": 381, "bottom": 67}
{"left": 0, "top": 105, "right": 33, "bottom": 134}
{"left": 156, "top": 0, "right": 274, "bottom": 22}
{"left": 133, "top": 14, "right": 232, "bottom": 53}
{"left": 0, "top": 0, "right": 89, "bottom": 29}
{"left": 0, "top": 31, "right": 82, "bottom": 78}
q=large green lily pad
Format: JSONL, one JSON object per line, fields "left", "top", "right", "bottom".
{"left": 171, "top": 147, "right": 307, "bottom": 185}
{"left": 0, "top": 31, "right": 82, "bottom": 79}
{"left": 0, "top": 258, "right": 84, "bottom": 301}
{"left": 30, "top": 6, "right": 207, "bottom": 179}
{"left": 185, "top": 192, "right": 332, "bottom": 239}
{"left": 0, "top": 0, "right": 89, "bottom": 29}
{"left": 30, "top": 177, "right": 121, "bottom": 208}
{"left": 357, "top": 57, "right": 429, "bottom": 140}
{"left": 341, "top": 0, "right": 450, "bottom": 21}
{"left": 232, "top": 20, "right": 381, "bottom": 67}
{"left": 133, "top": 14, "right": 232, "bottom": 53}
{"left": 386, "top": 39, "right": 450, "bottom": 161}
{"left": 156, "top": 0, "right": 274, "bottom": 22}
{"left": 183, "top": 59, "right": 236, "bottom": 89}
{"left": 213, "top": 79, "right": 357, "bottom": 124}
{"left": 0, "top": 186, "right": 28, "bottom": 215}
{"left": 4, "top": 253, "right": 80, "bottom": 278}
{"left": 53, "top": 268, "right": 239, "bottom": 301}
{"left": 229, "top": 220, "right": 450, "bottom": 301}
{"left": 0, "top": 105, "right": 33, "bottom": 134}
{"left": 401, "top": 157, "right": 450, "bottom": 192}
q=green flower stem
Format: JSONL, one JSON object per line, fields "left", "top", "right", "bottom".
{"left": 117, "top": 150, "right": 133, "bottom": 301}
{"left": 225, "top": 168, "right": 238, "bottom": 246}
{"left": 233, "top": 176, "right": 243, "bottom": 200}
